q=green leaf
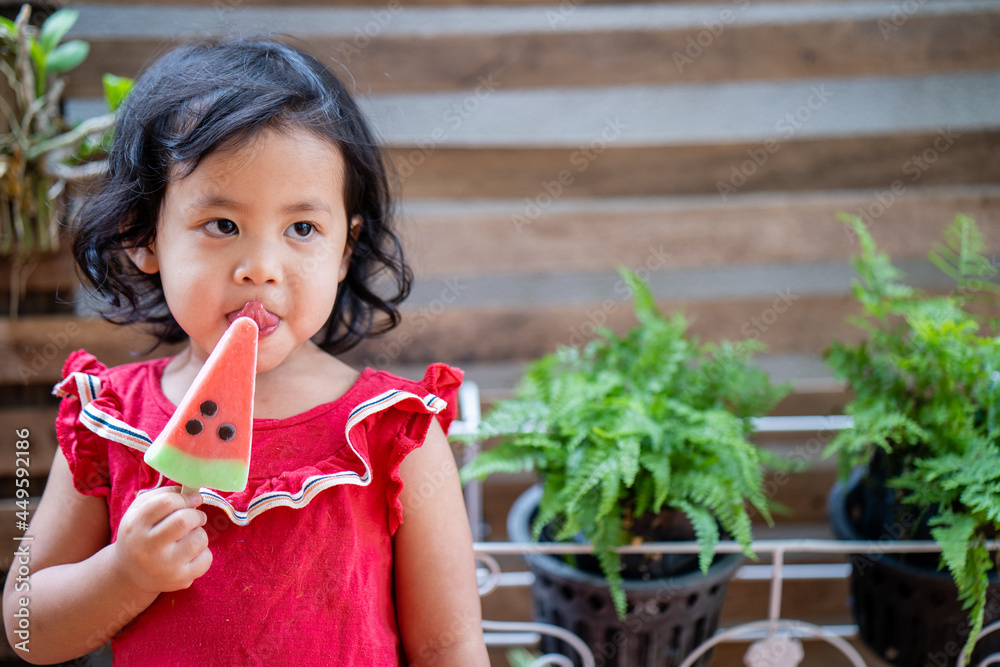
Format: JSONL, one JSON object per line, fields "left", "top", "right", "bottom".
{"left": 563, "top": 451, "right": 616, "bottom": 517}
{"left": 618, "top": 436, "right": 640, "bottom": 486}
{"left": 675, "top": 500, "right": 720, "bottom": 573}
{"left": 29, "top": 36, "right": 46, "bottom": 75}
{"left": 597, "top": 468, "right": 620, "bottom": 519}
{"left": 618, "top": 265, "right": 661, "bottom": 324}
{"left": 930, "top": 513, "right": 976, "bottom": 579}
{"left": 45, "top": 40, "right": 89, "bottom": 75}
{"left": 39, "top": 8, "right": 79, "bottom": 54}
{"left": 640, "top": 451, "right": 671, "bottom": 513}
{"left": 595, "top": 544, "right": 626, "bottom": 618}
{"left": 928, "top": 213, "right": 1000, "bottom": 295}
{"left": 0, "top": 16, "right": 15, "bottom": 41}
{"left": 458, "top": 447, "right": 537, "bottom": 484}
{"left": 102, "top": 73, "right": 134, "bottom": 112}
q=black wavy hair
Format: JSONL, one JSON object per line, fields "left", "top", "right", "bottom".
{"left": 73, "top": 37, "right": 411, "bottom": 353}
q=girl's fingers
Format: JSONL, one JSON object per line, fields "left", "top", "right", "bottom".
{"left": 174, "top": 525, "right": 210, "bottom": 562}
{"left": 151, "top": 507, "right": 208, "bottom": 543}
{"left": 132, "top": 486, "right": 201, "bottom": 526}
{"left": 169, "top": 530, "right": 214, "bottom": 589}
{"left": 185, "top": 534, "right": 213, "bottom": 576}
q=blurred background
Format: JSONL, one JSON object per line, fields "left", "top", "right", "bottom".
{"left": 0, "top": 0, "right": 998, "bottom": 665}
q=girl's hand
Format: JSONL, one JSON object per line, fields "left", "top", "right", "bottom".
{"left": 112, "top": 487, "right": 213, "bottom": 594}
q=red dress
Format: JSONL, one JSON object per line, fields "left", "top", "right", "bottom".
{"left": 54, "top": 349, "right": 463, "bottom": 666}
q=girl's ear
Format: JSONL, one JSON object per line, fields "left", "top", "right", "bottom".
{"left": 125, "top": 243, "right": 160, "bottom": 275}
{"left": 339, "top": 215, "right": 362, "bottom": 282}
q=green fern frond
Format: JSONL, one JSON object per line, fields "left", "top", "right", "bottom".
{"left": 531, "top": 483, "right": 565, "bottom": 541}
{"left": 930, "top": 512, "right": 976, "bottom": 584}
{"left": 639, "top": 451, "right": 671, "bottom": 513}
{"left": 619, "top": 265, "right": 662, "bottom": 325}
{"left": 618, "top": 437, "right": 641, "bottom": 486}
{"left": 591, "top": 514, "right": 627, "bottom": 618}
{"left": 929, "top": 214, "right": 1000, "bottom": 294}
{"left": 459, "top": 447, "right": 539, "bottom": 484}
{"left": 674, "top": 500, "right": 720, "bottom": 573}
{"left": 598, "top": 467, "right": 621, "bottom": 520}
{"left": 931, "top": 512, "right": 990, "bottom": 665}
{"left": 563, "top": 450, "right": 617, "bottom": 517}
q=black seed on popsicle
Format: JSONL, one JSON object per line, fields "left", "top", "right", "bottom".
{"left": 217, "top": 424, "right": 236, "bottom": 442}
{"left": 185, "top": 418, "right": 203, "bottom": 435}
{"left": 200, "top": 400, "right": 218, "bottom": 417}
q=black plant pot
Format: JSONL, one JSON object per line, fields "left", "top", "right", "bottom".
{"left": 508, "top": 486, "right": 743, "bottom": 667}
{"left": 828, "top": 477, "right": 1000, "bottom": 666}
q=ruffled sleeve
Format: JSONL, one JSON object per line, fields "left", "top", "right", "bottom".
{"left": 53, "top": 350, "right": 118, "bottom": 498}
{"left": 384, "top": 363, "right": 464, "bottom": 534}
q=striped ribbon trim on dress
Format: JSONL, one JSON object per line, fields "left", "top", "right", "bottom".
{"left": 54, "top": 374, "right": 447, "bottom": 527}
{"left": 53, "top": 372, "right": 154, "bottom": 452}
{"left": 203, "top": 388, "right": 446, "bottom": 526}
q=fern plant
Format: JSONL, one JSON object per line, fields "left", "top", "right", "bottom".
{"left": 460, "top": 267, "right": 789, "bottom": 617}
{"left": 825, "top": 213, "right": 1000, "bottom": 662}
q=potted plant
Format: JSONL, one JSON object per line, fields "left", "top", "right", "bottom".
{"left": 461, "top": 268, "right": 790, "bottom": 666}
{"left": 825, "top": 213, "right": 1000, "bottom": 666}
{"left": 0, "top": 4, "right": 124, "bottom": 314}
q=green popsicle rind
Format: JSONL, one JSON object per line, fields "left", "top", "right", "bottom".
{"left": 145, "top": 440, "right": 249, "bottom": 492}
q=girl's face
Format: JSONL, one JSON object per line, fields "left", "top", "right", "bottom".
{"left": 128, "top": 126, "right": 357, "bottom": 372}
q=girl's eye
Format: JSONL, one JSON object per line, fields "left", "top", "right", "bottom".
{"left": 206, "top": 219, "right": 238, "bottom": 236}
{"left": 287, "top": 222, "right": 315, "bottom": 239}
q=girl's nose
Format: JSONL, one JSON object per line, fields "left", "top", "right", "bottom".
{"left": 234, "top": 243, "right": 283, "bottom": 285}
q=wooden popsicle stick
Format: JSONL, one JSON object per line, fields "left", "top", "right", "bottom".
{"left": 181, "top": 484, "right": 201, "bottom": 496}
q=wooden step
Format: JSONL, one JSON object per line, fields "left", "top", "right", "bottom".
{"left": 399, "top": 186, "right": 1000, "bottom": 278}
{"left": 62, "top": 2, "right": 1000, "bottom": 95}
{"left": 8, "top": 185, "right": 997, "bottom": 293}
{"left": 4, "top": 270, "right": 994, "bottom": 383}
{"left": 0, "top": 315, "right": 181, "bottom": 386}
{"left": 385, "top": 128, "right": 1000, "bottom": 199}
{"left": 340, "top": 292, "right": 910, "bottom": 365}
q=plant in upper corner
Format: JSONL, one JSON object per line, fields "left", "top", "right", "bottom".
{"left": 0, "top": 4, "right": 129, "bottom": 314}
{"left": 824, "top": 212, "right": 1000, "bottom": 662}
{"left": 459, "top": 267, "right": 790, "bottom": 617}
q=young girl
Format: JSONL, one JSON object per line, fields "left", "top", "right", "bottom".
{"left": 2, "top": 39, "right": 489, "bottom": 666}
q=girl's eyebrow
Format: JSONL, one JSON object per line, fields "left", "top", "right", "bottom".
{"left": 189, "top": 195, "right": 331, "bottom": 215}
{"left": 189, "top": 194, "right": 247, "bottom": 212}
{"left": 282, "top": 200, "right": 332, "bottom": 215}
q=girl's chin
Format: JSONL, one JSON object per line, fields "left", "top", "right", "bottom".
{"left": 253, "top": 342, "right": 306, "bottom": 375}
{"left": 253, "top": 349, "right": 284, "bottom": 375}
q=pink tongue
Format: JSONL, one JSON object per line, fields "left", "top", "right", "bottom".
{"left": 235, "top": 301, "right": 278, "bottom": 329}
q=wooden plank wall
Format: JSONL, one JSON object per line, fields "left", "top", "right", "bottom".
{"left": 0, "top": 1, "right": 998, "bottom": 664}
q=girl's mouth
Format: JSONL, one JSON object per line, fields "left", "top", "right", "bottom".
{"left": 228, "top": 301, "right": 280, "bottom": 337}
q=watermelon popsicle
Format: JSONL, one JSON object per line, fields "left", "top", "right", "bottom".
{"left": 144, "top": 315, "right": 258, "bottom": 493}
